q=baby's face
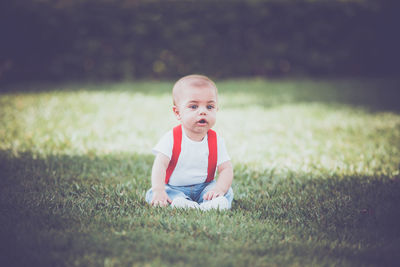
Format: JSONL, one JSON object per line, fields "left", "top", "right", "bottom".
{"left": 173, "top": 84, "right": 218, "bottom": 140}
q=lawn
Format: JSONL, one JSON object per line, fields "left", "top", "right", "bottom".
{"left": 0, "top": 78, "right": 399, "bottom": 266}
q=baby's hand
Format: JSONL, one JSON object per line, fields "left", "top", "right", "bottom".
{"left": 203, "top": 188, "right": 225, "bottom": 201}
{"left": 151, "top": 190, "right": 172, "bottom": 207}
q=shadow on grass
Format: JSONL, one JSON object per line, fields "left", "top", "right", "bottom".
{"left": 219, "top": 78, "right": 400, "bottom": 113}
{"left": 0, "top": 150, "right": 154, "bottom": 266}
{"left": 233, "top": 165, "right": 400, "bottom": 266}
{"left": 1, "top": 78, "right": 399, "bottom": 113}
{"left": 1, "top": 151, "right": 399, "bottom": 266}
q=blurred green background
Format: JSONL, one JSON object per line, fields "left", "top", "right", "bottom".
{"left": 1, "top": 0, "right": 399, "bottom": 84}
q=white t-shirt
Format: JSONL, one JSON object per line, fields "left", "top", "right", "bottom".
{"left": 153, "top": 127, "right": 230, "bottom": 186}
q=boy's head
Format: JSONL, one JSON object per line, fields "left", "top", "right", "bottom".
{"left": 172, "top": 75, "right": 219, "bottom": 140}
{"left": 172, "top": 74, "right": 218, "bottom": 106}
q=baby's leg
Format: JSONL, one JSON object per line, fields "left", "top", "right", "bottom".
{"left": 198, "top": 181, "right": 234, "bottom": 210}
{"left": 145, "top": 186, "right": 199, "bottom": 209}
{"left": 167, "top": 185, "right": 200, "bottom": 209}
{"left": 170, "top": 197, "right": 200, "bottom": 209}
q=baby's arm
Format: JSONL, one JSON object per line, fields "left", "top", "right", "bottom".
{"left": 203, "top": 160, "right": 233, "bottom": 200}
{"left": 150, "top": 153, "right": 172, "bottom": 207}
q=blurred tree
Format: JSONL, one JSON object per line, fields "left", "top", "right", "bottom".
{"left": 0, "top": 0, "right": 398, "bottom": 83}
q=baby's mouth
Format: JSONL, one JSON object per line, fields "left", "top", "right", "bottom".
{"left": 198, "top": 119, "right": 207, "bottom": 124}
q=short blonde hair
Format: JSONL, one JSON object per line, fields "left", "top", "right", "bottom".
{"left": 172, "top": 74, "right": 218, "bottom": 105}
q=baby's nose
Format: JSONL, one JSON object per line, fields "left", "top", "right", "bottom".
{"left": 198, "top": 106, "right": 207, "bottom": 114}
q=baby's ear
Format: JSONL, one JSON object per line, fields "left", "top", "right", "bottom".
{"left": 172, "top": 106, "right": 181, "bottom": 119}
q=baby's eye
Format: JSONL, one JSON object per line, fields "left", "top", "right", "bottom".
{"left": 207, "top": 105, "right": 215, "bottom": 110}
{"left": 189, "top": 104, "right": 198, "bottom": 109}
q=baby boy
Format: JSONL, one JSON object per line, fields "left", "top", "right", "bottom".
{"left": 145, "top": 74, "right": 234, "bottom": 210}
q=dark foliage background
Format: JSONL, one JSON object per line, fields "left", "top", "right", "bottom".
{"left": 1, "top": 0, "right": 399, "bottom": 83}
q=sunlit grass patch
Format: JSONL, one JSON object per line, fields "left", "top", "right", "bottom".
{"left": 1, "top": 78, "right": 399, "bottom": 266}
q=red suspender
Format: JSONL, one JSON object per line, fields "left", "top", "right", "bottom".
{"left": 164, "top": 125, "right": 218, "bottom": 184}
{"left": 205, "top": 129, "right": 217, "bottom": 183}
{"left": 165, "top": 125, "right": 182, "bottom": 184}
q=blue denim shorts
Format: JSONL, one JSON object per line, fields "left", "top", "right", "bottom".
{"left": 145, "top": 180, "right": 234, "bottom": 208}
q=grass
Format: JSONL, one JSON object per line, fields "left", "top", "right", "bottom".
{"left": 0, "top": 78, "right": 399, "bottom": 266}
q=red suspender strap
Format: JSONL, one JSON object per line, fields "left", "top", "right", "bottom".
{"left": 206, "top": 129, "right": 218, "bottom": 183}
{"left": 165, "top": 125, "right": 182, "bottom": 184}
{"left": 164, "top": 125, "right": 218, "bottom": 184}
